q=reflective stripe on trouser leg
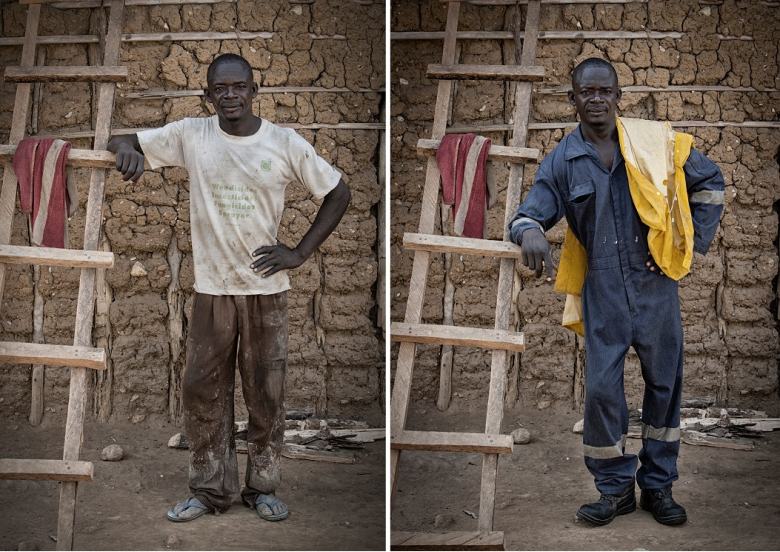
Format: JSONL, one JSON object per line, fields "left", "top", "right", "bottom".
{"left": 633, "top": 275, "right": 684, "bottom": 490}
{"left": 581, "top": 275, "right": 638, "bottom": 496}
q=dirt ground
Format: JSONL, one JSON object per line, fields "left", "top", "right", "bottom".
{"left": 392, "top": 404, "right": 780, "bottom": 550}
{"left": 0, "top": 417, "right": 385, "bottom": 551}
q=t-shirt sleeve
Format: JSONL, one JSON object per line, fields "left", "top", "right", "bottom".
{"left": 289, "top": 132, "right": 343, "bottom": 199}
{"left": 137, "top": 120, "right": 188, "bottom": 169}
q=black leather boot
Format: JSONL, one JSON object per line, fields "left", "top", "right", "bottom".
{"left": 576, "top": 485, "right": 636, "bottom": 526}
{"left": 640, "top": 486, "right": 687, "bottom": 525}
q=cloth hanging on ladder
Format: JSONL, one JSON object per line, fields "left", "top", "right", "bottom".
{"left": 436, "top": 133, "right": 497, "bottom": 239}
{"left": 13, "top": 138, "right": 78, "bottom": 249}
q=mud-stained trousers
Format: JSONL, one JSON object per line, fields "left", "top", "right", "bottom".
{"left": 582, "top": 257, "right": 684, "bottom": 495}
{"left": 182, "top": 292, "right": 288, "bottom": 513}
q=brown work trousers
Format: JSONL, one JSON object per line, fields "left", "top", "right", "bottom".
{"left": 182, "top": 292, "right": 288, "bottom": 513}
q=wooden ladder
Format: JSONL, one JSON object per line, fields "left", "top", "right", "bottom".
{"left": 390, "top": 0, "right": 542, "bottom": 550}
{"left": 0, "top": 0, "right": 127, "bottom": 549}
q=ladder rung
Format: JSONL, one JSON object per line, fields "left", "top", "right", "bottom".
{"left": 0, "top": 244, "right": 114, "bottom": 269}
{"left": 4, "top": 66, "right": 128, "bottom": 83}
{"left": 392, "top": 531, "right": 505, "bottom": 551}
{"left": 427, "top": 63, "right": 545, "bottom": 82}
{"left": 0, "top": 342, "right": 106, "bottom": 370}
{"left": 392, "top": 430, "right": 514, "bottom": 454}
{"left": 0, "top": 144, "right": 151, "bottom": 170}
{"left": 403, "top": 233, "right": 523, "bottom": 259}
{"left": 0, "top": 459, "right": 93, "bottom": 482}
{"left": 417, "top": 138, "right": 539, "bottom": 164}
{"left": 391, "top": 322, "right": 525, "bottom": 352}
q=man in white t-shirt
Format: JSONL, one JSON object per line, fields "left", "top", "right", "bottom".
{"left": 108, "top": 53, "right": 350, "bottom": 523}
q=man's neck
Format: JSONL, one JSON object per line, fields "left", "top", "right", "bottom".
{"left": 218, "top": 115, "right": 263, "bottom": 137}
{"left": 580, "top": 117, "right": 618, "bottom": 147}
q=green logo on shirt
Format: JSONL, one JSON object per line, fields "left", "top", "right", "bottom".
{"left": 261, "top": 160, "right": 272, "bottom": 171}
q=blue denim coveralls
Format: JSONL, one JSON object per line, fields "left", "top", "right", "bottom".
{"left": 509, "top": 126, "right": 724, "bottom": 494}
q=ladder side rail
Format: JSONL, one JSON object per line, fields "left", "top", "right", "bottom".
{"left": 0, "top": 4, "right": 41, "bottom": 308}
{"left": 479, "top": 0, "right": 542, "bottom": 532}
{"left": 390, "top": 0, "right": 461, "bottom": 497}
{"left": 58, "top": 1, "right": 125, "bottom": 549}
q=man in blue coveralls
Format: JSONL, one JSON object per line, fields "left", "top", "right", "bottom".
{"left": 508, "top": 58, "right": 724, "bottom": 526}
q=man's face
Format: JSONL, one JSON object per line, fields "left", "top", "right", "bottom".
{"left": 568, "top": 65, "right": 621, "bottom": 126}
{"left": 204, "top": 61, "right": 258, "bottom": 122}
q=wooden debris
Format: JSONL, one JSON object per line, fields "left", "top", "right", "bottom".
{"left": 167, "top": 433, "right": 356, "bottom": 463}
{"left": 680, "top": 396, "right": 716, "bottom": 409}
{"left": 168, "top": 415, "right": 383, "bottom": 466}
{"left": 572, "top": 409, "right": 779, "bottom": 451}
{"left": 681, "top": 430, "right": 755, "bottom": 451}
{"left": 282, "top": 444, "right": 355, "bottom": 464}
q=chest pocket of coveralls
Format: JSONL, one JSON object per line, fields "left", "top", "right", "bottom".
{"left": 565, "top": 180, "right": 595, "bottom": 221}
{"left": 563, "top": 179, "right": 596, "bottom": 250}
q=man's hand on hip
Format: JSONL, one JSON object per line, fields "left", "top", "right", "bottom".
{"left": 521, "top": 227, "right": 556, "bottom": 281}
{"left": 250, "top": 240, "right": 305, "bottom": 278}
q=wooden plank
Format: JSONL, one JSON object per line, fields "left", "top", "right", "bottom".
{"left": 391, "top": 322, "right": 525, "bottom": 352}
{"left": 122, "top": 86, "right": 382, "bottom": 99}
{"left": 392, "top": 531, "right": 505, "bottom": 551}
{"left": 4, "top": 65, "right": 128, "bottom": 83}
{"left": 444, "top": 0, "right": 642, "bottom": 3}
{"left": 0, "top": 3, "right": 40, "bottom": 313}
{"left": 416, "top": 138, "right": 539, "bottom": 163}
{"left": 0, "top": 32, "right": 357, "bottom": 47}
{"left": 391, "top": 430, "right": 513, "bottom": 454}
{"left": 427, "top": 63, "right": 544, "bottom": 82}
{"left": 403, "top": 233, "right": 524, "bottom": 259}
{"left": 0, "top": 145, "right": 150, "bottom": 169}
{"left": 446, "top": 120, "right": 780, "bottom": 133}
{"left": 392, "top": 30, "right": 683, "bottom": 40}
{"left": 681, "top": 430, "right": 755, "bottom": 451}
{"left": 46, "top": 0, "right": 237, "bottom": 6}
{"left": 537, "top": 84, "right": 779, "bottom": 95}
{"left": 0, "top": 35, "right": 99, "bottom": 47}
{"left": 281, "top": 444, "right": 355, "bottom": 464}
{"left": 0, "top": 341, "right": 106, "bottom": 370}
{"left": 32, "top": 123, "right": 383, "bottom": 141}
{"left": 0, "top": 244, "right": 114, "bottom": 269}
{"left": 0, "top": 459, "right": 93, "bottom": 482}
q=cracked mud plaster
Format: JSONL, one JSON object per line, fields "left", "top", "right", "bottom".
{"left": 390, "top": 0, "right": 780, "bottom": 413}
{"left": 0, "top": 0, "right": 384, "bottom": 426}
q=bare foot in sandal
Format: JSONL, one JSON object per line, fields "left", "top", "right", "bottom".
{"left": 254, "top": 493, "right": 289, "bottom": 521}
{"left": 167, "top": 497, "right": 212, "bottom": 522}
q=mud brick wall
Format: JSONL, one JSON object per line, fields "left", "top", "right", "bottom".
{"left": 391, "top": 0, "right": 780, "bottom": 414}
{"left": 0, "top": 0, "right": 384, "bottom": 426}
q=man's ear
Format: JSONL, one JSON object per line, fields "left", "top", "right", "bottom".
{"left": 567, "top": 89, "right": 576, "bottom": 106}
{"left": 615, "top": 87, "right": 622, "bottom": 104}
{"left": 204, "top": 87, "right": 213, "bottom": 104}
{"left": 252, "top": 81, "right": 258, "bottom": 98}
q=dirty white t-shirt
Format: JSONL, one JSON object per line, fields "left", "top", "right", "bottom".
{"left": 137, "top": 116, "right": 341, "bottom": 295}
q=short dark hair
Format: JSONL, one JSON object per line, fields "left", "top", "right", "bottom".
{"left": 572, "top": 58, "right": 618, "bottom": 88}
{"left": 207, "top": 53, "right": 253, "bottom": 86}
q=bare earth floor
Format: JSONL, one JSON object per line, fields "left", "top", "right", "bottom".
{"left": 0, "top": 418, "right": 385, "bottom": 551}
{"left": 392, "top": 405, "right": 780, "bottom": 551}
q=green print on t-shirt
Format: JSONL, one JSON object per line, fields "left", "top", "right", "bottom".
{"left": 212, "top": 184, "right": 258, "bottom": 222}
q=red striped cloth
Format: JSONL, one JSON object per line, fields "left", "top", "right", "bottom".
{"left": 13, "top": 138, "right": 77, "bottom": 249}
{"left": 436, "top": 133, "right": 496, "bottom": 239}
